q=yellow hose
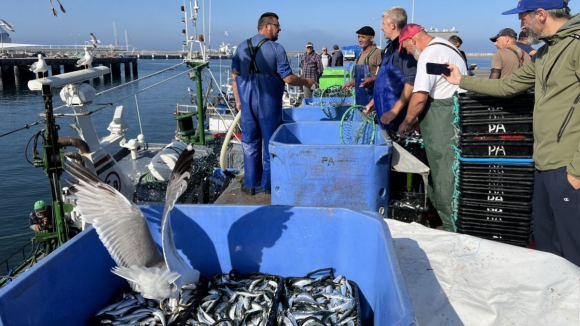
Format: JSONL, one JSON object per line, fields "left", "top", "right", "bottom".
{"left": 219, "top": 111, "right": 243, "bottom": 179}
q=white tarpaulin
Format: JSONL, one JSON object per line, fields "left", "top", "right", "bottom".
{"left": 385, "top": 219, "right": 580, "bottom": 325}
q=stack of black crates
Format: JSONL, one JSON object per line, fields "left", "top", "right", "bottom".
{"left": 456, "top": 92, "right": 535, "bottom": 246}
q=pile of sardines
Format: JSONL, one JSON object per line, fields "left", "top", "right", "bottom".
{"left": 87, "top": 283, "right": 203, "bottom": 326}
{"left": 88, "top": 270, "right": 360, "bottom": 326}
{"left": 278, "top": 274, "right": 359, "bottom": 326}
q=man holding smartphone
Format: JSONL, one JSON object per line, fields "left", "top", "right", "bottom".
{"left": 397, "top": 24, "right": 467, "bottom": 232}
{"left": 444, "top": 0, "right": 580, "bottom": 267}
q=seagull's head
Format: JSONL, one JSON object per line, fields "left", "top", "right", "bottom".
{"left": 37, "top": 54, "right": 43, "bottom": 59}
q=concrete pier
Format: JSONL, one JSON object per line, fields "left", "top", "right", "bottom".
{"left": 0, "top": 57, "right": 138, "bottom": 85}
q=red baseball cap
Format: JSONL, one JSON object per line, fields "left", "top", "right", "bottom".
{"left": 399, "top": 24, "right": 425, "bottom": 52}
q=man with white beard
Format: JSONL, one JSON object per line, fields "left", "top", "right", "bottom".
{"left": 397, "top": 24, "right": 467, "bottom": 232}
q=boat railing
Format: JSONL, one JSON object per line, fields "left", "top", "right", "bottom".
{"left": 0, "top": 239, "right": 44, "bottom": 288}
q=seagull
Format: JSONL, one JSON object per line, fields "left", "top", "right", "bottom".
{"left": 49, "top": 0, "right": 66, "bottom": 17}
{"left": 75, "top": 47, "right": 93, "bottom": 70}
{"left": 90, "top": 33, "right": 100, "bottom": 48}
{"left": 0, "top": 19, "right": 15, "bottom": 33}
{"left": 29, "top": 54, "right": 48, "bottom": 79}
{"left": 66, "top": 146, "right": 200, "bottom": 303}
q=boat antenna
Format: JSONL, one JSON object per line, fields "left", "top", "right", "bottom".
{"left": 113, "top": 20, "right": 118, "bottom": 48}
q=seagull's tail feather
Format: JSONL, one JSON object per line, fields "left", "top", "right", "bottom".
{"left": 112, "top": 266, "right": 181, "bottom": 301}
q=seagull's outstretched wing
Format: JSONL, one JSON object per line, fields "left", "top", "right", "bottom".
{"left": 0, "top": 19, "right": 14, "bottom": 32}
{"left": 90, "top": 33, "right": 100, "bottom": 48}
{"left": 66, "top": 160, "right": 164, "bottom": 269}
{"left": 161, "top": 145, "right": 200, "bottom": 288}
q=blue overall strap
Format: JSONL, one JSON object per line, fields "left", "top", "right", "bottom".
{"left": 247, "top": 38, "right": 269, "bottom": 74}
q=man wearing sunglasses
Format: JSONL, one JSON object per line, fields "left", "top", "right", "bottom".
{"left": 232, "top": 12, "right": 316, "bottom": 196}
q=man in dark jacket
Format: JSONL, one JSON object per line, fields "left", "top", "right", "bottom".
{"left": 330, "top": 44, "right": 343, "bottom": 66}
{"left": 29, "top": 200, "right": 53, "bottom": 232}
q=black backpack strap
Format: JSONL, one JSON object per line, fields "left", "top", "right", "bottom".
{"left": 506, "top": 47, "right": 525, "bottom": 67}
{"left": 247, "top": 38, "right": 269, "bottom": 74}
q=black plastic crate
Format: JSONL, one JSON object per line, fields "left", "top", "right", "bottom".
{"left": 458, "top": 92, "right": 535, "bottom": 110}
{"left": 282, "top": 268, "right": 362, "bottom": 326}
{"left": 459, "top": 187, "right": 533, "bottom": 203}
{"left": 459, "top": 109, "right": 533, "bottom": 120}
{"left": 460, "top": 118, "right": 533, "bottom": 135}
{"left": 459, "top": 161, "right": 536, "bottom": 174}
{"left": 456, "top": 219, "right": 532, "bottom": 235}
{"left": 459, "top": 136, "right": 534, "bottom": 158}
{"left": 457, "top": 213, "right": 532, "bottom": 228}
{"left": 460, "top": 201, "right": 533, "bottom": 215}
{"left": 456, "top": 225, "right": 531, "bottom": 247}
{"left": 459, "top": 179, "right": 535, "bottom": 190}
{"left": 459, "top": 173, "right": 535, "bottom": 183}
{"left": 458, "top": 207, "right": 533, "bottom": 222}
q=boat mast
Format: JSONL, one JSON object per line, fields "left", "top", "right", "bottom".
{"left": 182, "top": 0, "right": 208, "bottom": 146}
{"left": 113, "top": 20, "right": 119, "bottom": 48}
{"left": 33, "top": 85, "right": 69, "bottom": 253}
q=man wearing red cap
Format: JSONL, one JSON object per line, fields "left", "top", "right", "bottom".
{"left": 444, "top": 0, "right": 580, "bottom": 267}
{"left": 397, "top": 23, "right": 467, "bottom": 232}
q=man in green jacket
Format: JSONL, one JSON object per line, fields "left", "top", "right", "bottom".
{"left": 444, "top": 0, "right": 580, "bottom": 266}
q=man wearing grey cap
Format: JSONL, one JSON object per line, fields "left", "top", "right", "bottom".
{"left": 444, "top": 0, "right": 580, "bottom": 267}
{"left": 299, "top": 41, "right": 323, "bottom": 98}
{"left": 489, "top": 28, "right": 531, "bottom": 79}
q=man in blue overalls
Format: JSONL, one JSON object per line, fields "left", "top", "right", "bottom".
{"left": 364, "top": 6, "right": 417, "bottom": 132}
{"left": 232, "top": 12, "right": 316, "bottom": 195}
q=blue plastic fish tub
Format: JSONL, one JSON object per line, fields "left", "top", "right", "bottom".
{"left": 269, "top": 122, "right": 392, "bottom": 215}
{"left": 282, "top": 105, "right": 350, "bottom": 123}
{"left": 0, "top": 205, "right": 414, "bottom": 326}
{"left": 303, "top": 96, "right": 354, "bottom": 107}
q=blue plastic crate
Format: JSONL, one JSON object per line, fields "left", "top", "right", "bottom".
{"left": 303, "top": 96, "right": 354, "bottom": 107}
{"left": 0, "top": 205, "right": 414, "bottom": 326}
{"left": 282, "top": 106, "right": 350, "bottom": 123}
{"left": 269, "top": 121, "right": 392, "bottom": 214}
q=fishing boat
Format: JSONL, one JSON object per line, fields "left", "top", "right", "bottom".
{"left": 0, "top": 1, "right": 244, "bottom": 288}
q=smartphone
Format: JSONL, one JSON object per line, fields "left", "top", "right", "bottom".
{"left": 426, "top": 62, "right": 451, "bottom": 76}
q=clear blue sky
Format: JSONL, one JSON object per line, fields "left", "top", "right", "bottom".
{"left": 1, "top": 0, "right": 571, "bottom": 53}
